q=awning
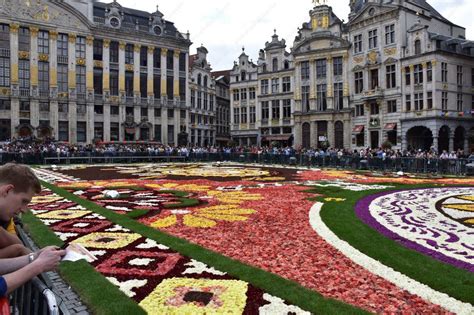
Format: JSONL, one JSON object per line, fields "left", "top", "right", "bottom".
{"left": 262, "top": 135, "right": 291, "bottom": 142}
{"left": 384, "top": 123, "right": 397, "bottom": 131}
{"left": 352, "top": 125, "right": 365, "bottom": 134}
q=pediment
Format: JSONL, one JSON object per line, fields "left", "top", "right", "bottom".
{"left": 0, "top": 0, "right": 91, "bottom": 32}
{"left": 349, "top": 3, "right": 398, "bottom": 25}
{"left": 352, "top": 65, "right": 364, "bottom": 72}
{"left": 383, "top": 57, "right": 398, "bottom": 64}
{"left": 293, "top": 35, "right": 350, "bottom": 54}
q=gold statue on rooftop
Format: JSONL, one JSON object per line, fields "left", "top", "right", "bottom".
{"left": 313, "top": 0, "right": 328, "bottom": 6}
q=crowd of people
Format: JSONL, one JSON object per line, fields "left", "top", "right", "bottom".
{"left": 0, "top": 140, "right": 471, "bottom": 160}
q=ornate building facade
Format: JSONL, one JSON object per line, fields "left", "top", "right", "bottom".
{"left": 0, "top": 0, "right": 191, "bottom": 144}
{"left": 189, "top": 46, "right": 216, "bottom": 146}
{"left": 212, "top": 70, "right": 231, "bottom": 147}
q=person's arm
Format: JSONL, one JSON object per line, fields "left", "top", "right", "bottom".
{"left": 0, "top": 227, "right": 25, "bottom": 249}
{"left": 2, "top": 247, "right": 65, "bottom": 295}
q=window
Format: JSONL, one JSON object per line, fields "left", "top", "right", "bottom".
{"left": 427, "top": 91, "right": 433, "bottom": 109}
{"left": 38, "top": 31, "right": 49, "bottom": 54}
{"left": 179, "top": 52, "right": 186, "bottom": 71}
{"left": 140, "top": 46, "right": 147, "bottom": 67}
{"left": 356, "top": 131, "right": 364, "bottom": 147}
{"left": 333, "top": 57, "right": 343, "bottom": 76}
{"left": 58, "top": 64, "right": 68, "bottom": 93}
{"left": 316, "top": 59, "right": 326, "bottom": 79}
{"left": 110, "top": 106, "right": 119, "bottom": 115}
{"left": 241, "top": 106, "right": 247, "bottom": 123}
{"left": 368, "top": 29, "right": 378, "bottom": 49}
{"left": 93, "top": 39, "right": 103, "bottom": 60}
{"left": 77, "top": 104, "right": 86, "bottom": 114}
{"left": 427, "top": 62, "right": 432, "bottom": 82}
{"left": 370, "top": 103, "right": 379, "bottom": 115}
{"left": 191, "top": 90, "right": 195, "bottom": 107}
{"left": 94, "top": 122, "right": 103, "bottom": 141}
{"left": 0, "top": 57, "right": 10, "bottom": 87}
{"left": 301, "top": 61, "right": 309, "bottom": 80}
{"left": 110, "top": 41, "right": 119, "bottom": 63}
{"left": 370, "top": 69, "right": 379, "bottom": 89}
{"left": 167, "top": 108, "right": 174, "bottom": 118}
{"left": 355, "top": 104, "right": 364, "bottom": 116}
{"left": 58, "top": 102, "right": 68, "bottom": 113}
{"left": 272, "top": 58, "right": 278, "bottom": 72}
{"left": 57, "top": 34, "right": 68, "bottom": 58}
{"left": 76, "top": 66, "right": 86, "bottom": 95}
{"left": 386, "top": 64, "right": 396, "bottom": 89}
{"left": 385, "top": 24, "right": 395, "bottom": 45}
{"left": 414, "top": 93, "right": 423, "bottom": 111}
{"left": 387, "top": 100, "right": 397, "bottom": 113}
{"left": 414, "top": 40, "right": 421, "bottom": 55}
{"left": 94, "top": 105, "right": 103, "bottom": 114}
{"left": 316, "top": 84, "right": 327, "bottom": 111}
{"left": 405, "top": 66, "right": 411, "bottom": 85}
{"left": 261, "top": 101, "right": 269, "bottom": 120}
{"left": 271, "top": 78, "right": 279, "bottom": 93}
{"left": 19, "top": 27, "right": 30, "bottom": 51}
{"left": 125, "top": 71, "right": 133, "bottom": 97}
{"left": 0, "top": 99, "right": 10, "bottom": 110}
{"left": 302, "top": 86, "right": 310, "bottom": 112}
{"left": 355, "top": 71, "right": 363, "bottom": 94}
{"left": 406, "top": 94, "right": 411, "bottom": 111}
{"left": 457, "top": 93, "right": 463, "bottom": 112}
{"left": 76, "top": 122, "right": 86, "bottom": 142}
{"left": 38, "top": 61, "right": 49, "bottom": 93}
{"left": 94, "top": 67, "right": 103, "bottom": 95}
{"left": 233, "top": 108, "right": 240, "bottom": 124}
{"left": 19, "top": 60, "right": 30, "bottom": 89}
{"left": 240, "top": 88, "right": 247, "bottom": 100}
{"left": 354, "top": 34, "right": 362, "bottom": 53}
{"left": 154, "top": 108, "right": 161, "bottom": 117}
{"left": 249, "top": 87, "right": 256, "bottom": 99}
{"left": 167, "top": 50, "right": 174, "bottom": 70}
{"left": 282, "top": 77, "right": 291, "bottom": 92}
{"left": 139, "top": 73, "right": 146, "bottom": 98}
{"left": 203, "top": 92, "right": 208, "bottom": 110}
{"left": 153, "top": 48, "right": 161, "bottom": 68}
{"left": 441, "top": 62, "right": 448, "bottom": 82}
{"left": 457, "top": 65, "right": 463, "bottom": 86}
{"left": 125, "top": 44, "right": 134, "bottom": 64}
{"left": 58, "top": 121, "right": 68, "bottom": 141}
{"left": 20, "top": 101, "right": 30, "bottom": 111}
{"left": 233, "top": 89, "right": 239, "bottom": 101}
{"left": 283, "top": 99, "right": 291, "bottom": 118}
{"left": 414, "top": 64, "right": 423, "bottom": 85}
{"left": 141, "top": 107, "right": 148, "bottom": 119}
{"left": 197, "top": 91, "right": 202, "bottom": 108}
{"left": 334, "top": 82, "right": 343, "bottom": 110}
{"left": 442, "top": 92, "right": 448, "bottom": 111}
{"left": 39, "top": 101, "right": 49, "bottom": 112}
{"left": 110, "top": 70, "right": 119, "bottom": 95}
{"left": 261, "top": 79, "right": 269, "bottom": 95}
{"left": 249, "top": 106, "right": 256, "bottom": 123}
{"left": 76, "top": 36, "right": 86, "bottom": 59}
{"left": 271, "top": 100, "right": 279, "bottom": 119}
{"left": 0, "top": 24, "right": 9, "bottom": 49}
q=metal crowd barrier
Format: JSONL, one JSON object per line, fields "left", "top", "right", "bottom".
{"left": 0, "top": 152, "right": 471, "bottom": 176}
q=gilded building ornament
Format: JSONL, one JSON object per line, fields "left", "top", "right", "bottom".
{"left": 119, "top": 41, "right": 126, "bottom": 50}
{"left": 431, "top": 60, "right": 437, "bottom": 66}
{"left": 353, "top": 56, "right": 364, "bottom": 64}
{"left": 409, "top": 64, "right": 414, "bottom": 71}
{"left": 367, "top": 50, "right": 378, "bottom": 64}
{"left": 86, "top": 36, "right": 94, "bottom": 46}
{"left": 125, "top": 64, "right": 133, "bottom": 71}
{"left": 19, "top": 51, "right": 30, "bottom": 59}
{"left": 134, "top": 44, "right": 141, "bottom": 53}
{"left": 9, "top": 23, "right": 19, "bottom": 33}
{"left": 161, "top": 48, "right": 168, "bottom": 56}
{"left": 29, "top": 27, "right": 39, "bottom": 36}
{"left": 76, "top": 58, "right": 86, "bottom": 66}
{"left": 49, "top": 31, "right": 58, "bottom": 40}
{"left": 94, "top": 60, "right": 103, "bottom": 68}
{"left": 38, "top": 54, "right": 49, "bottom": 62}
{"left": 421, "top": 62, "right": 427, "bottom": 69}
{"left": 174, "top": 50, "right": 180, "bottom": 58}
{"left": 147, "top": 46, "right": 155, "bottom": 54}
{"left": 68, "top": 33, "right": 77, "bottom": 43}
{"left": 384, "top": 47, "right": 397, "bottom": 56}
{"left": 103, "top": 39, "right": 110, "bottom": 49}
{"left": 0, "top": 88, "right": 10, "bottom": 96}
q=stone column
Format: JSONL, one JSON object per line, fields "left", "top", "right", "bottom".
{"left": 86, "top": 36, "right": 94, "bottom": 143}
{"left": 173, "top": 50, "right": 180, "bottom": 102}
{"left": 49, "top": 31, "right": 59, "bottom": 139}
{"left": 449, "top": 133, "right": 454, "bottom": 153}
{"left": 119, "top": 105, "right": 125, "bottom": 141}
{"left": 147, "top": 47, "right": 154, "bottom": 102}
{"left": 29, "top": 27, "right": 39, "bottom": 131}
{"left": 68, "top": 33, "right": 77, "bottom": 143}
{"left": 160, "top": 48, "right": 168, "bottom": 103}
{"left": 118, "top": 41, "right": 125, "bottom": 98}
{"left": 294, "top": 121, "right": 302, "bottom": 148}
{"left": 309, "top": 60, "right": 315, "bottom": 111}
{"left": 161, "top": 107, "right": 168, "bottom": 144}
{"left": 134, "top": 106, "right": 140, "bottom": 140}
{"left": 344, "top": 119, "right": 351, "bottom": 150}
{"left": 148, "top": 106, "right": 154, "bottom": 140}
{"left": 422, "top": 62, "right": 427, "bottom": 110}
{"left": 431, "top": 60, "right": 438, "bottom": 110}
{"left": 103, "top": 39, "right": 111, "bottom": 141}
{"left": 103, "top": 103, "right": 110, "bottom": 141}
{"left": 133, "top": 44, "right": 140, "bottom": 101}
{"left": 326, "top": 57, "right": 333, "bottom": 110}
{"left": 432, "top": 136, "right": 439, "bottom": 153}
{"left": 184, "top": 51, "right": 190, "bottom": 143}
{"left": 327, "top": 120, "right": 335, "bottom": 149}
{"left": 86, "top": 103, "right": 94, "bottom": 142}
{"left": 310, "top": 121, "right": 317, "bottom": 148}
{"left": 9, "top": 24, "right": 19, "bottom": 136}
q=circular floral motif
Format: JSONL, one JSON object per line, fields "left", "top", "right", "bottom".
{"left": 356, "top": 187, "right": 474, "bottom": 272}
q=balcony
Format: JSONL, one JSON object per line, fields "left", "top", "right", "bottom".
{"left": 261, "top": 119, "right": 269, "bottom": 126}
{"left": 19, "top": 111, "right": 30, "bottom": 118}
{"left": 362, "top": 87, "right": 384, "bottom": 100}
{"left": 19, "top": 89, "right": 30, "bottom": 97}
{"left": 283, "top": 118, "right": 291, "bottom": 125}
{"left": 39, "top": 90, "right": 49, "bottom": 98}
{"left": 76, "top": 93, "right": 86, "bottom": 101}
{"left": 57, "top": 55, "right": 68, "bottom": 64}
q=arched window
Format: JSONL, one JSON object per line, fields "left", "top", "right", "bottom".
{"left": 284, "top": 60, "right": 289, "bottom": 70}
{"left": 241, "top": 71, "right": 246, "bottom": 81}
{"left": 272, "top": 58, "right": 278, "bottom": 71}
{"left": 262, "top": 64, "right": 267, "bottom": 73}
{"left": 197, "top": 74, "right": 202, "bottom": 86}
{"left": 203, "top": 75, "right": 208, "bottom": 87}
{"left": 414, "top": 40, "right": 421, "bottom": 55}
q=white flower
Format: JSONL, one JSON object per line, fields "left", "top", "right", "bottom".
{"left": 107, "top": 277, "right": 147, "bottom": 298}
{"left": 259, "top": 294, "right": 310, "bottom": 314}
{"left": 182, "top": 259, "right": 226, "bottom": 276}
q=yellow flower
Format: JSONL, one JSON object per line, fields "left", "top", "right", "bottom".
{"left": 151, "top": 205, "right": 256, "bottom": 229}
{"left": 145, "top": 183, "right": 210, "bottom": 192}
{"left": 207, "top": 191, "right": 262, "bottom": 204}
{"left": 31, "top": 195, "right": 64, "bottom": 204}
{"left": 324, "top": 197, "right": 346, "bottom": 202}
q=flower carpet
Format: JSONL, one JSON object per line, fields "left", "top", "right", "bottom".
{"left": 28, "top": 186, "right": 310, "bottom": 314}
{"left": 33, "top": 165, "right": 474, "bottom": 314}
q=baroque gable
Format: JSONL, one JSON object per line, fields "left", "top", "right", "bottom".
{"left": 293, "top": 35, "right": 349, "bottom": 55}
{"left": 349, "top": 3, "right": 399, "bottom": 28}
{"left": 0, "top": 0, "right": 90, "bottom": 32}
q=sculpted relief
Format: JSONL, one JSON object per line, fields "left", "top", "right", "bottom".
{"left": 0, "top": 0, "right": 89, "bottom": 30}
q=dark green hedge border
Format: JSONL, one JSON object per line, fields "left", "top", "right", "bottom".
{"left": 39, "top": 180, "right": 367, "bottom": 315}
{"left": 311, "top": 183, "right": 474, "bottom": 304}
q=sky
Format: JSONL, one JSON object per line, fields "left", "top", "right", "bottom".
{"left": 104, "top": 0, "right": 474, "bottom": 71}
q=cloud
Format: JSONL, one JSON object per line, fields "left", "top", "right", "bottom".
{"left": 100, "top": 0, "right": 473, "bottom": 70}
